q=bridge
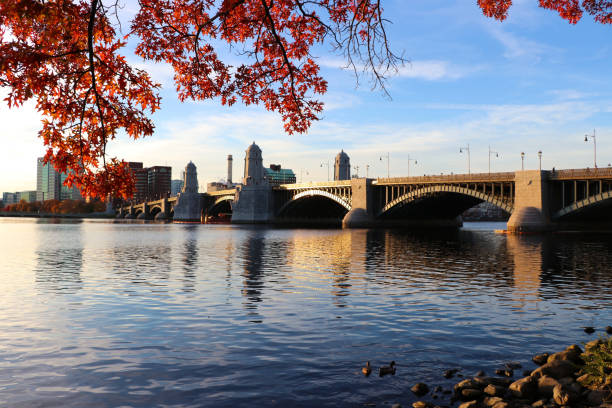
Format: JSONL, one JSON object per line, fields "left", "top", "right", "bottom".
{"left": 118, "top": 166, "right": 612, "bottom": 232}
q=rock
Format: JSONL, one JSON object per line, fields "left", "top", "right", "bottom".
{"left": 461, "top": 388, "right": 483, "bottom": 400}
{"left": 485, "top": 377, "right": 513, "bottom": 387}
{"left": 508, "top": 376, "right": 537, "bottom": 399}
{"left": 411, "top": 382, "right": 430, "bottom": 397}
{"left": 586, "top": 389, "right": 604, "bottom": 405}
{"left": 433, "top": 386, "right": 443, "bottom": 393}
{"left": 483, "top": 396, "right": 503, "bottom": 407}
{"left": 576, "top": 373, "right": 592, "bottom": 385}
{"left": 553, "top": 383, "right": 576, "bottom": 405}
{"left": 412, "top": 402, "right": 430, "bottom": 408}
{"left": 584, "top": 326, "right": 595, "bottom": 334}
{"left": 537, "top": 375, "right": 560, "bottom": 398}
{"left": 491, "top": 402, "right": 509, "bottom": 408}
{"left": 531, "top": 400, "right": 546, "bottom": 408}
{"left": 522, "top": 370, "right": 532, "bottom": 377}
{"left": 455, "top": 379, "right": 483, "bottom": 394}
{"left": 585, "top": 339, "right": 603, "bottom": 351}
{"left": 476, "top": 370, "right": 486, "bottom": 377}
{"left": 393, "top": 404, "right": 403, "bottom": 408}
{"left": 444, "top": 369, "right": 459, "bottom": 378}
{"left": 532, "top": 353, "right": 549, "bottom": 366}
{"left": 495, "top": 369, "right": 513, "bottom": 377}
{"left": 484, "top": 384, "right": 506, "bottom": 397}
{"left": 505, "top": 362, "right": 522, "bottom": 370}
{"left": 458, "top": 401, "right": 480, "bottom": 408}
{"left": 530, "top": 360, "right": 577, "bottom": 380}
{"left": 606, "top": 325, "right": 612, "bottom": 334}
{"left": 547, "top": 344, "right": 583, "bottom": 365}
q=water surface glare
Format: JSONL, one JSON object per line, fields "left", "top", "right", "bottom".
{"left": 1, "top": 219, "right": 611, "bottom": 407}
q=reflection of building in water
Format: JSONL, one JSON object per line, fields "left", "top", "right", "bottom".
{"left": 506, "top": 235, "right": 545, "bottom": 307}
{"left": 181, "top": 226, "right": 199, "bottom": 293}
{"left": 241, "top": 230, "right": 266, "bottom": 314}
{"left": 35, "top": 224, "right": 83, "bottom": 294}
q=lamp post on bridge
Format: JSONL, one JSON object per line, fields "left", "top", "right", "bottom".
{"left": 299, "top": 168, "right": 309, "bottom": 183}
{"left": 584, "top": 129, "right": 597, "bottom": 168}
{"left": 538, "top": 150, "right": 542, "bottom": 171}
{"left": 459, "top": 144, "right": 470, "bottom": 174}
{"left": 365, "top": 164, "right": 370, "bottom": 178}
{"left": 521, "top": 152, "right": 525, "bottom": 170}
{"left": 488, "top": 145, "right": 499, "bottom": 174}
{"left": 380, "top": 152, "right": 390, "bottom": 178}
{"left": 320, "top": 160, "right": 330, "bottom": 181}
{"left": 407, "top": 155, "right": 417, "bottom": 177}
{"left": 353, "top": 165, "right": 359, "bottom": 178}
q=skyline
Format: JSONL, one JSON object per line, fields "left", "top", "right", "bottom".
{"left": 1, "top": 0, "right": 611, "bottom": 193}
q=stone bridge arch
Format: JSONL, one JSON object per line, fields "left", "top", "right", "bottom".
{"left": 552, "top": 190, "right": 612, "bottom": 220}
{"left": 379, "top": 185, "right": 514, "bottom": 218}
{"left": 276, "top": 189, "right": 351, "bottom": 222}
{"left": 206, "top": 195, "right": 235, "bottom": 216}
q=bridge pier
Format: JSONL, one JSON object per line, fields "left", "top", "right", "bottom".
{"left": 342, "top": 178, "right": 375, "bottom": 228}
{"left": 507, "top": 170, "right": 552, "bottom": 233}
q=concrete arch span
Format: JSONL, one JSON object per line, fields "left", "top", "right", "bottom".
{"left": 553, "top": 191, "right": 612, "bottom": 221}
{"left": 379, "top": 185, "right": 513, "bottom": 220}
{"left": 207, "top": 195, "right": 234, "bottom": 217}
{"left": 276, "top": 189, "right": 351, "bottom": 222}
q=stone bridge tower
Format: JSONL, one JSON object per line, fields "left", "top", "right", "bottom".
{"left": 232, "top": 142, "right": 274, "bottom": 223}
{"left": 334, "top": 150, "right": 350, "bottom": 181}
{"left": 173, "top": 161, "right": 201, "bottom": 222}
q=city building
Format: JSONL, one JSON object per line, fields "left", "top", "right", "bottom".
{"left": 147, "top": 166, "right": 171, "bottom": 199}
{"left": 171, "top": 179, "right": 184, "bottom": 196}
{"left": 36, "top": 158, "right": 81, "bottom": 201}
{"left": 18, "top": 191, "right": 37, "bottom": 203}
{"left": 264, "top": 164, "right": 296, "bottom": 186}
{"left": 127, "top": 162, "right": 148, "bottom": 202}
{"left": 2, "top": 192, "right": 18, "bottom": 206}
{"left": 334, "top": 150, "right": 350, "bottom": 181}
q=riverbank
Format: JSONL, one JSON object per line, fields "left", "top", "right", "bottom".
{"left": 0, "top": 211, "right": 114, "bottom": 218}
{"left": 407, "top": 334, "right": 612, "bottom": 408}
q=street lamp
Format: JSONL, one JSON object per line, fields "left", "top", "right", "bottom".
{"left": 488, "top": 145, "right": 499, "bottom": 174}
{"left": 459, "top": 144, "right": 470, "bottom": 174}
{"left": 320, "top": 160, "right": 330, "bottom": 181}
{"left": 353, "top": 165, "right": 360, "bottom": 178}
{"left": 521, "top": 152, "right": 525, "bottom": 170}
{"left": 299, "top": 169, "right": 309, "bottom": 183}
{"left": 584, "top": 129, "right": 597, "bottom": 168}
{"left": 407, "top": 155, "right": 417, "bottom": 177}
{"left": 365, "top": 164, "right": 370, "bottom": 178}
{"left": 380, "top": 152, "right": 390, "bottom": 178}
{"left": 538, "top": 150, "right": 542, "bottom": 171}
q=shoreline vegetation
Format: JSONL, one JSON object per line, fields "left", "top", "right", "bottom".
{"left": 0, "top": 199, "right": 110, "bottom": 218}
{"left": 402, "top": 333, "right": 612, "bottom": 408}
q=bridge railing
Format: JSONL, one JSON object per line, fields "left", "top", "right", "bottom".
{"left": 277, "top": 180, "right": 352, "bottom": 189}
{"left": 549, "top": 167, "right": 612, "bottom": 180}
{"left": 375, "top": 172, "right": 516, "bottom": 185}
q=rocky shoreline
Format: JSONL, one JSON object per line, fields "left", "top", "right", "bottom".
{"left": 403, "top": 336, "right": 611, "bottom": 408}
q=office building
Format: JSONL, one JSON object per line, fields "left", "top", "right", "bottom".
{"left": 264, "top": 164, "right": 296, "bottom": 186}
{"left": 171, "top": 179, "right": 184, "bottom": 196}
{"left": 147, "top": 166, "right": 171, "bottom": 199}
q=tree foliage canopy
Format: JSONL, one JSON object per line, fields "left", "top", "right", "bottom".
{"left": 1, "top": 0, "right": 610, "bottom": 198}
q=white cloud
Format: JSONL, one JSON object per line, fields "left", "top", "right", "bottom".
{"left": 485, "top": 24, "right": 558, "bottom": 61}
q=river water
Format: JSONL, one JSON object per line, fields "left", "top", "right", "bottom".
{"left": 0, "top": 218, "right": 611, "bottom": 407}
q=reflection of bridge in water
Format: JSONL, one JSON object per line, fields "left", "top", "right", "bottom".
{"left": 120, "top": 167, "right": 612, "bottom": 231}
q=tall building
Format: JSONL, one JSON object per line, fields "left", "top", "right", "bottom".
{"left": 264, "top": 164, "right": 296, "bottom": 186}
{"left": 334, "top": 150, "right": 350, "bottom": 181}
{"left": 18, "top": 191, "right": 37, "bottom": 203}
{"left": 2, "top": 192, "right": 18, "bottom": 206}
{"left": 36, "top": 157, "right": 81, "bottom": 201}
{"left": 147, "top": 166, "right": 171, "bottom": 199}
{"left": 127, "top": 162, "right": 148, "bottom": 202}
{"left": 170, "top": 179, "right": 184, "bottom": 196}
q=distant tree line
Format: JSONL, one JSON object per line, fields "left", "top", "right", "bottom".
{"left": 2, "top": 199, "right": 106, "bottom": 214}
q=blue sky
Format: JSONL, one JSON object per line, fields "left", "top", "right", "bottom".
{"left": 1, "top": 0, "right": 611, "bottom": 193}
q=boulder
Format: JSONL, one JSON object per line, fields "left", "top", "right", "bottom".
{"left": 552, "top": 383, "right": 579, "bottom": 405}
{"left": 444, "top": 369, "right": 459, "bottom": 378}
{"left": 458, "top": 401, "right": 480, "bottom": 408}
{"left": 530, "top": 360, "right": 577, "bottom": 380}
{"left": 411, "top": 383, "right": 430, "bottom": 397}
{"left": 531, "top": 399, "right": 546, "bottom": 408}
{"left": 412, "top": 402, "right": 431, "bottom": 408}
{"left": 455, "top": 379, "right": 483, "bottom": 394}
{"left": 492, "top": 402, "right": 509, "bottom": 408}
{"left": 536, "top": 375, "right": 560, "bottom": 398}
{"left": 484, "top": 384, "right": 506, "bottom": 397}
{"left": 461, "top": 388, "right": 483, "bottom": 400}
{"left": 585, "top": 339, "right": 603, "bottom": 352}
{"left": 547, "top": 344, "right": 583, "bottom": 365}
{"left": 483, "top": 396, "right": 503, "bottom": 407}
{"left": 586, "top": 389, "right": 604, "bottom": 405}
{"left": 532, "top": 353, "right": 550, "bottom": 366}
{"left": 508, "top": 376, "right": 537, "bottom": 399}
